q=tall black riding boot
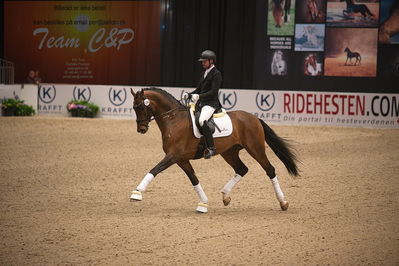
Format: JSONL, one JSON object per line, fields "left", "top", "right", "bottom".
{"left": 201, "top": 122, "right": 216, "bottom": 159}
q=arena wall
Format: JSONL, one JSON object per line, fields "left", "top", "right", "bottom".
{"left": 1, "top": 84, "right": 397, "bottom": 128}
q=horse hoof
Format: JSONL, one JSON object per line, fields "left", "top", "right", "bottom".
{"left": 222, "top": 195, "right": 231, "bottom": 206}
{"left": 130, "top": 190, "right": 142, "bottom": 201}
{"left": 196, "top": 203, "right": 208, "bottom": 213}
{"left": 280, "top": 201, "right": 289, "bottom": 211}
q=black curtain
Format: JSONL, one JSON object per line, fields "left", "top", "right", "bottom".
{"left": 0, "top": 0, "right": 4, "bottom": 59}
{"left": 160, "top": 0, "right": 256, "bottom": 89}
{"left": 161, "top": 0, "right": 398, "bottom": 93}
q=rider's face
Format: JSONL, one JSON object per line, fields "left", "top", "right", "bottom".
{"left": 201, "top": 59, "right": 211, "bottom": 69}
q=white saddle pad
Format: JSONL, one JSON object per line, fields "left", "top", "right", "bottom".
{"left": 190, "top": 107, "right": 233, "bottom": 139}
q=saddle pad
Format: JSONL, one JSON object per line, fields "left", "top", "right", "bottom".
{"left": 190, "top": 107, "right": 233, "bottom": 139}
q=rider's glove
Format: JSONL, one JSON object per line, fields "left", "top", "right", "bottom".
{"left": 191, "top": 94, "right": 200, "bottom": 103}
{"left": 182, "top": 92, "right": 190, "bottom": 100}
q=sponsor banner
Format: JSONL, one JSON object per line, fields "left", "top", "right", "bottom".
{"left": 166, "top": 88, "right": 399, "bottom": 128}
{"left": 92, "top": 85, "right": 138, "bottom": 118}
{"left": 225, "top": 90, "right": 398, "bottom": 128}
{"left": 35, "top": 84, "right": 399, "bottom": 128}
{"left": 38, "top": 84, "right": 139, "bottom": 118}
{"left": 38, "top": 84, "right": 71, "bottom": 116}
{"left": 4, "top": 1, "right": 160, "bottom": 85}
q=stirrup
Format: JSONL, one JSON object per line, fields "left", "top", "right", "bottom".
{"left": 204, "top": 147, "right": 216, "bottom": 159}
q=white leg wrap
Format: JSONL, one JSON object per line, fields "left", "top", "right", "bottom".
{"left": 271, "top": 176, "right": 285, "bottom": 202}
{"left": 194, "top": 183, "right": 208, "bottom": 203}
{"left": 136, "top": 173, "right": 155, "bottom": 192}
{"left": 221, "top": 174, "right": 242, "bottom": 195}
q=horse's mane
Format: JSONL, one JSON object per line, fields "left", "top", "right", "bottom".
{"left": 144, "top": 87, "right": 186, "bottom": 109}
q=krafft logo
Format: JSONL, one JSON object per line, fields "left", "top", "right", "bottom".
{"left": 219, "top": 91, "right": 237, "bottom": 110}
{"left": 108, "top": 87, "right": 127, "bottom": 106}
{"left": 73, "top": 86, "right": 91, "bottom": 101}
{"left": 38, "top": 85, "right": 56, "bottom": 103}
{"left": 256, "top": 92, "right": 275, "bottom": 111}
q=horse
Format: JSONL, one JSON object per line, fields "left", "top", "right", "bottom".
{"left": 341, "top": 0, "right": 374, "bottom": 19}
{"left": 129, "top": 88, "right": 299, "bottom": 213}
{"left": 304, "top": 54, "right": 321, "bottom": 76}
{"left": 271, "top": 0, "right": 284, "bottom": 27}
{"left": 307, "top": 0, "right": 319, "bottom": 22}
{"left": 284, "top": 0, "right": 291, "bottom": 24}
{"left": 344, "top": 47, "right": 361, "bottom": 66}
{"left": 303, "top": 25, "right": 319, "bottom": 47}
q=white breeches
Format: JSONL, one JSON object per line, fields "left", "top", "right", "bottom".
{"left": 199, "top": 105, "right": 216, "bottom": 127}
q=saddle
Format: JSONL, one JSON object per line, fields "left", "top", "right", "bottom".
{"left": 189, "top": 103, "right": 233, "bottom": 139}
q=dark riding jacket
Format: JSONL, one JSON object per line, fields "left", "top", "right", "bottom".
{"left": 190, "top": 67, "right": 222, "bottom": 110}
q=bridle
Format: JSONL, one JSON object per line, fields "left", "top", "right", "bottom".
{"left": 134, "top": 98, "right": 183, "bottom": 124}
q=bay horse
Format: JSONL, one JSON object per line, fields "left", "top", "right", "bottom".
{"left": 304, "top": 54, "right": 321, "bottom": 76}
{"left": 344, "top": 47, "right": 361, "bottom": 66}
{"left": 129, "top": 88, "right": 299, "bottom": 213}
{"left": 272, "top": 0, "right": 284, "bottom": 27}
{"left": 307, "top": 0, "right": 319, "bottom": 22}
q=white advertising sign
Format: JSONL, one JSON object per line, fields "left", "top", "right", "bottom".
{"left": 166, "top": 87, "right": 399, "bottom": 129}
{"left": 34, "top": 84, "right": 399, "bottom": 128}
{"left": 0, "top": 84, "right": 38, "bottom": 116}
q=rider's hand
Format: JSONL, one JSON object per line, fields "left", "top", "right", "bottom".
{"left": 191, "top": 94, "right": 200, "bottom": 103}
{"left": 182, "top": 92, "right": 189, "bottom": 100}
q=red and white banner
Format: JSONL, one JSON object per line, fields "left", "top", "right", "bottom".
{"left": 166, "top": 88, "right": 399, "bottom": 128}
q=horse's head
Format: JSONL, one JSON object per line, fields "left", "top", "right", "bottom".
{"left": 344, "top": 47, "right": 349, "bottom": 52}
{"left": 131, "top": 88, "right": 152, "bottom": 134}
{"left": 308, "top": 54, "right": 317, "bottom": 68}
{"left": 273, "top": 50, "right": 283, "bottom": 62}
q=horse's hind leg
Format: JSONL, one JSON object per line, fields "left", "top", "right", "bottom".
{"left": 220, "top": 146, "right": 249, "bottom": 206}
{"left": 177, "top": 161, "right": 209, "bottom": 213}
{"left": 243, "top": 138, "right": 289, "bottom": 211}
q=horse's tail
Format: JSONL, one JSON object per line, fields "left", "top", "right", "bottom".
{"left": 259, "top": 119, "right": 299, "bottom": 176}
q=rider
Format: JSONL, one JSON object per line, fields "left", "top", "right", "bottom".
{"left": 183, "top": 50, "right": 222, "bottom": 159}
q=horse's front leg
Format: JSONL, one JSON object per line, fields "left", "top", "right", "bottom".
{"left": 130, "top": 154, "right": 176, "bottom": 201}
{"left": 177, "top": 161, "right": 209, "bottom": 213}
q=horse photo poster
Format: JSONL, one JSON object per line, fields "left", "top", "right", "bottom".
{"left": 265, "top": 0, "right": 399, "bottom": 80}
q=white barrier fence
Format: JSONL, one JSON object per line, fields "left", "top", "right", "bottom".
{"left": 1, "top": 84, "right": 398, "bottom": 128}
{"left": 0, "top": 84, "right": 38, "bottom": 113}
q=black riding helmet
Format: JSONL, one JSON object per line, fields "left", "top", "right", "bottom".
{"left": 198, "top": 50, "right": 216, "bottom": 62}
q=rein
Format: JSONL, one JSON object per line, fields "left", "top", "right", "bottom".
{"left": 136, "top": 105, "right": 184, "bottom": 123}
